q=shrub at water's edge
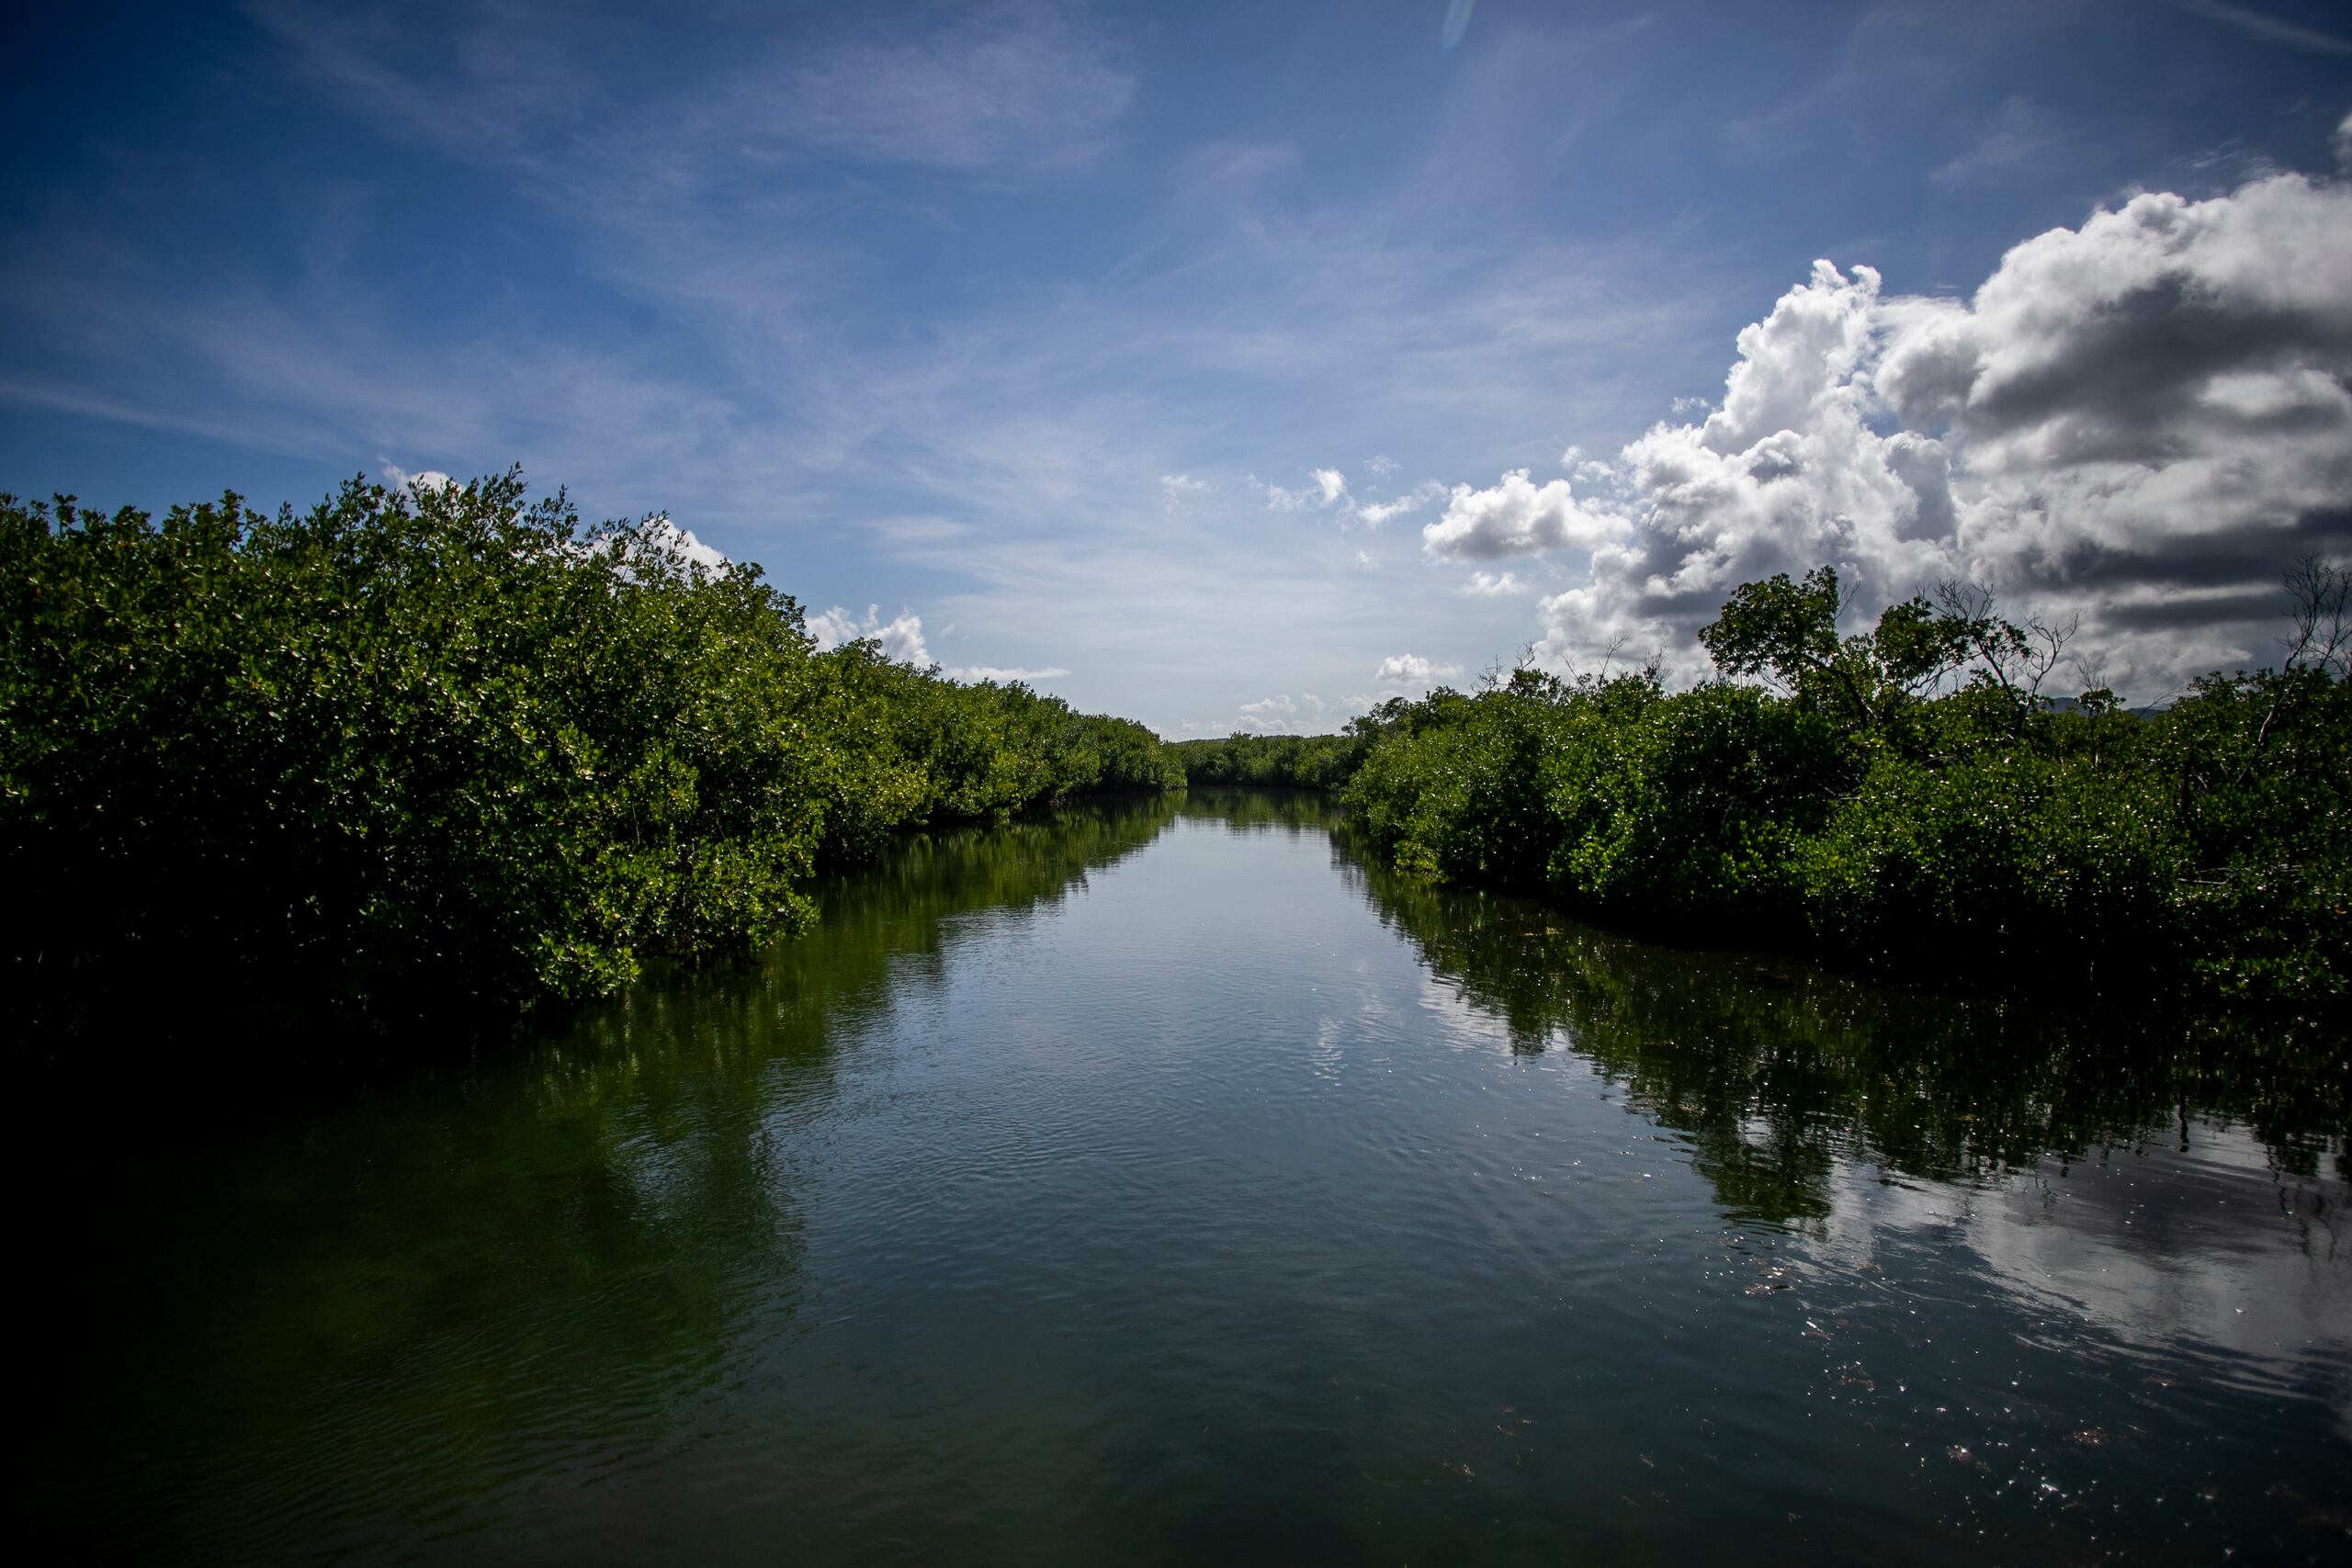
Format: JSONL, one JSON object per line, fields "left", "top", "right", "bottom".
{"left": 1189, "top": 563, "right": 2350, "bottom": 1010}
{"left": 1, "top": 472, "right": 1182, "bottom": 1039}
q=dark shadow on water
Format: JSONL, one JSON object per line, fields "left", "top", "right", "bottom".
{"left": 27, "top": 792, "right": 1185, "bottom": 1562}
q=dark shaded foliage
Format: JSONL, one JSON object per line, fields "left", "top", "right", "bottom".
{"left": 1, "top": 472, "right": 1182, "bottom": 1042}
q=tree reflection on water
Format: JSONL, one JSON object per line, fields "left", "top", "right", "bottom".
{"left": 1337, "top": 811, "right": 2346, "bottom": 1225}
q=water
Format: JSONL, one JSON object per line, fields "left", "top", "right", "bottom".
{"left": 29, "top": 792, "right": 2350, "bottom": 1562}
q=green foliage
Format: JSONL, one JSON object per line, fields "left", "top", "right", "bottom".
{"left": 1333, "top": 568, "right": 2351, "bottom": 1010}
{"left": 800, "top": 638, "right": 1182, "bottom": 865}
{"left": 2151, "top": 667, "right": 2352, "bottom": 1002}
{"left": 1696, "top": 566, "right": 1969, "bottom": 732}
{"left": 1795, "top": 749, "right": 2187, "bottom": 987}
{"left": 1, "top": 472, "right": 1182, "bottom": 1039}
{"left": 1546, "top": 682, "right": 1847, "bottom": 921}
{"left": 1696, "top": 565, "right": 2082, "bottom": 742}
{"left": 9, "top": 466, "right": 2338, "bottom": 1028}
{"left": 1696, "top": 566, "right": 1844, "bottom": 694}
{"left": 1170, "top": 731, "right": 1362, "bottom": 791}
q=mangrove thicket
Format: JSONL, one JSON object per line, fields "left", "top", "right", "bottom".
{"left": 1, "top": 471, "right": 1182, "bottom": 1040}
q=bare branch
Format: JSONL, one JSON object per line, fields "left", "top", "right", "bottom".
{"left": 2283, "top": 552, "right": 2351, "bottom": 679}
{"left": 1931, "top": 578, "right": 1996, "bottom": 626}
{"left": 2020, "top": 612, "right": 2076, "bottom": 701}
{"left": 1934, "top": 578, "right": 2024, "bottom": 707}
{"left": 2071, "top": 649, "right": 2112, "bottom": 704}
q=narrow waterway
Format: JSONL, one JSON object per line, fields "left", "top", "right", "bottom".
{"left": 33, "top": 791, "right": 2350, "bottom": 1563}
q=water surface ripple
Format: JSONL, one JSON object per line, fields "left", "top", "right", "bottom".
{"left": 32, "top": 791, "right": 2350, "bottom": 1563}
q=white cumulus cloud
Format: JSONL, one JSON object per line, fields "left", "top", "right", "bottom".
{"left": 807, "top": 604, "right": 933, "bottom": 666}
{"left": 1422, "top": 469, "right": 1631, "bottom": 560}
{"left": 1374, "top": 652, "right": 1462, "bottom": 686}
{"left": 379, "top": 459, "right": 455, "bottom": 493}
{"left": 639, "top": 513, "right": 727, "bottom": 570}
{"left": 1496, "top": 163, "right": 2352, "bottom": 694}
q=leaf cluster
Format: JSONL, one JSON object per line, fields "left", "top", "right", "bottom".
{"left": 1, "top": 471, "right": 1182, "bottom": 1043}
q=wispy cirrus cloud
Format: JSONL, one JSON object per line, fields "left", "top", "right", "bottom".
{"left": 778, "top": 1, "right": 1135, "bottom": 171}
{"left": 247, "top": 0, "right": 1136, "bottom": 175}
{"left": 951, "top": 664, "right": 1074, "bottom": 683}
{"left": 1355, "top": 481, "right": 1446, "bottom": 527}
{"left": 1932, "top": 97, "right": 2075, "bottom": 186}
{"left": 14, "top": 0, "right": 2339, "bottom": 738}
{"left": 2169, "top": 0, "right": 2352, "bottom": 56}
{"left": 7, "top": 0, "right": 1722, "bottom": 737}
{"left": 1258, "top": 467, "right": 1351, "bottom": 512}
{"left": 1258, "top": 466, "right": 1447, "bottom": 528}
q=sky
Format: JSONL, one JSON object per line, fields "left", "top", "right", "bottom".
{"left": 5, "top": 1, "right": 2350, "bottom": 733}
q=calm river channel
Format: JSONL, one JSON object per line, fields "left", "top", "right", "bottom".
{"left": 33, "top": 791, "right": 2351, "bottom": 1563}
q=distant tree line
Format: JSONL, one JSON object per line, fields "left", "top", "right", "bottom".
{"left": 1, "top": 471, "right": 1182, "bottom": 1040}
{"left": 1184, "top": 562, "right": 2351, "bottom": 1009}
{"left": 1167, "top": 731, "right": 1360, "bottom": 790}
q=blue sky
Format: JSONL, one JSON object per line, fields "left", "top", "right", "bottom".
{"left": 6, "top": 1, "right": 2350, "bottom": 731}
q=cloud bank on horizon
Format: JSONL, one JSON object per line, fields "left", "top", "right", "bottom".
{"left": 1428, "top": 152, "right": 2352, "bottom": 697}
